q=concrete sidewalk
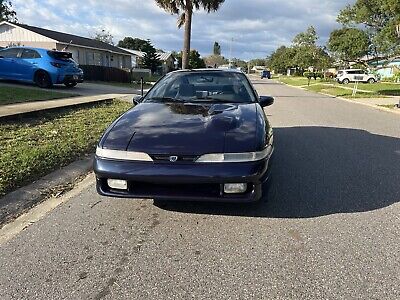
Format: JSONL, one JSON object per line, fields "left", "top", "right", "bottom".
{"left": 0, "top": 93, "right": 135, "bottom": 118}
{"left": 350, "top": 97, "right": 399, "bottom": 106}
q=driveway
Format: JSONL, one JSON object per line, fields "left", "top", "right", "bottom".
{"left": 0, "top": 81, "right": 140, "bottom": 96}
{"left": 0, "top": 79, "right": 399, "bottom": 299}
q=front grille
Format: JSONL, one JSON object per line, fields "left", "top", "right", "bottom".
{"left": 151, "top": 154, "right": 199, "bottom": 163}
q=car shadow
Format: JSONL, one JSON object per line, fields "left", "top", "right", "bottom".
{"left": 155, "top": 126, "right": 400, "bottom": 218}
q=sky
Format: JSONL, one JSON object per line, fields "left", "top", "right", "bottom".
{"left": 11, "top": 0, "right": 355, "bottom": 60}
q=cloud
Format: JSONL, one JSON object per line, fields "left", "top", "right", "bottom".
{"left": 12, "top": 0, "right": 354, "bottom": 60}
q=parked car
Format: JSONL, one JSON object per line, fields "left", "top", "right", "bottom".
{"left": 0, "top": 47, "right": 84, "bottom": 88}
{"left": 261, "top": 70, "right": 271, "bottom": 79}
{"left": 336, "top": 69, "right": 378, "bottom": 84}
{"left": 94, "top": 69, "right": 274, "bottom": 202}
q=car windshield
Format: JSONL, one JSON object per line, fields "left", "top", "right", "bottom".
{"left": 144, "top": 71, "right": 257, "bottom": 103}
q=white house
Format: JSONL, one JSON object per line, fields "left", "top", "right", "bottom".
{"left": 0, "top": 21, "right": 132, "bottom": 69}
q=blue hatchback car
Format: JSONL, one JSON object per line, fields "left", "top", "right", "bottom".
{"left": 0, "top": 47, "right": 84, "bottom": 88}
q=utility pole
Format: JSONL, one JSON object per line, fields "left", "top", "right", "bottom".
{"left": 229, "top": 38, "right": 234, "bottom": 68}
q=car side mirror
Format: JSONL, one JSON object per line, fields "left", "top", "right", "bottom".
{"left": 259, "top": 96, "right": 274, "bottom": 107}
{"left": 133, "top": 95, "right": 143, "bottom": 105}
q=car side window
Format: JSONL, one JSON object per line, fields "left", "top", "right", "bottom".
{"left": 21, "top": 49, "right": 41, "bottom": 59}
{"left": 0, "top": 48, "right": 20, "bottom": 58}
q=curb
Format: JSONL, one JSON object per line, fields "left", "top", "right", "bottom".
{"left": 0, "top": 155, "right": 94, "bottom": 227}
{"left": 278, "top": 81, "right": 400, "bottom": 116}
{"left": 0, "top": 94, "right": 135, "bottom": 119}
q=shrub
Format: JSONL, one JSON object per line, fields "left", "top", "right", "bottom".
{"left": 303, "top": 71, "right": 324, "bottom": 79}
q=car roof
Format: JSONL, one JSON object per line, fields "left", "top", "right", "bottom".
{"left": 169, "top": 68, "right": 244, "bottom": 75}
{"left": 1, "top": 46, "right": 47, "bottom": 52}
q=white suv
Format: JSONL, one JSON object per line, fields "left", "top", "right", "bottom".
{"left": 337, "top": 69, "right": 378, "bottom": 84}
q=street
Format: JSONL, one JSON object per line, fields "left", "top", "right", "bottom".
{"left": 1, "top": 79, "right": 399, "bottom": 299}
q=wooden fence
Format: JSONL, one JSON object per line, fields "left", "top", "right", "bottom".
{"left": 80, "top": 65, "right": 132, "bottom": 83}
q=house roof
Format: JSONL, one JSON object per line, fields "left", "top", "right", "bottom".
{"left": 157, "top": 52, "right": 173, "bottom": 61}
{"left": 119, "top": 47, "right": 174, "bottom": 62}
{"left": 8, "top": 22, "right": 131, "bottom": 55}
{"left": 119, "top": 48, "right": 145, "bottom": 58}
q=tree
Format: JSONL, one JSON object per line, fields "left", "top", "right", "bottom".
{"left": 0, "top": 0, "right": 17, "bottom": 22}
{"left": 231, "top": 58, "right": 247, "bottom": 70}
{"left": 141, "top": 41, "right": 161, "bottom": 73}
{"left": 213, "top": 41, "right": 221, "bottom": 55}
{"left": 155, "top": 0, "right": 225, "bottom": 69}
{"left": 204, "top": 54, "right": 228, "bottom": 67}
{"left": 188, "top": 49, "right": 206, "bottom": 69}
{"left": 117, "top": 37, "right": 149, "bottom": 51}
{"left": 337, "top": 0, "right": 400, "bottom": 57}
{"left": 328, "top": 28, "right": 370, "bottom": 62}
{"left": 172, "top": 51, "right": 183, "bottom": 69}
{"left": 93, "top": 29, "right": 114, "bottom": 45}
{"left": 291, "top": 26, "right": 332, "bottom": 72}
{"left": 249, "top": 58, "right": 267, "bottom": 67}
{"left": 293, "top": 26, "right": 318, "bottom": 47}
{"left": 267, "top": 26, "right": 333, "bottom": 74}
{"left": 267, "top": 46, "right": 296, "bottom": 74}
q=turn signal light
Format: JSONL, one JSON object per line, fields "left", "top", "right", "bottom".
{"left": 107, "top": 179, "right": 128, "bottom": 190}
{"left": 224, "top": 183, "right": 247, "bottom": 194}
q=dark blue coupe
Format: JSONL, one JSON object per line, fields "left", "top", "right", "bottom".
{"left": 94, "top": 69, "right": 274, "bottom": 202}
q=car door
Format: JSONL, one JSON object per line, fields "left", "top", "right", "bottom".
{"left": 0, "top": 48, "right": 21, "bottom": 79}
{"left": 19, "top": 49, "right": 41, "bottom": 81}
{"left": 353, "top": 70, "right": 364, "bottom": 82}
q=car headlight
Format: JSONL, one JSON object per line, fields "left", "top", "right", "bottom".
{"left": 196, "top": 146, "right": 273, "bottom": 163}
{"left": 96, "top": 147, "right": 153, "bottom": 162}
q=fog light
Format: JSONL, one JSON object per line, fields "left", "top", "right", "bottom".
{"left": 107, "top": 179, "right": 128, "bottom": 190}
{"left": 224, "top": 183, "right": 247, "bottom": 194}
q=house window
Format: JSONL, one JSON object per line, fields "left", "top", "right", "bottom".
{"left": 86, "top": 52, "right": 94, "bottom": 65}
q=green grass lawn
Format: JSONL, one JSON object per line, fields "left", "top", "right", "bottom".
{"left": 345, "top": 82, "right": 400, "bottom": 96}
{"left": 279, "top": 76, "right": 400, "bottom": 98}
{"left": 304, "top": 84, "right": 379, "bottom": 98}
{"left": 0, "top": 100, "right": 131, "bottom": 197}
{"left": 278, "top": 76, "right": 329, "bottom": 86}
{"left": 0, "top": 86, "right": 76, "bottom": 106}
{"left": 304, "top": 82, "right": 400, "bottom": 99}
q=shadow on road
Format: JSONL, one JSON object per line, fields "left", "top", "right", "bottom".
{"left": 156, "top": 126, "right": 400, "bottom": 218}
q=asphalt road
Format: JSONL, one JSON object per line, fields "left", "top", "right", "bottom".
{"left": 0, "top": 81, "right": 138, "bottom": 96}
{"left": 1, "top": 79, "right": 399, "bottom": 300}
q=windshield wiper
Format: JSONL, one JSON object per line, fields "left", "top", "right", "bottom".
{"left": 147, "top": 97, "right": 185, "bottom": 103}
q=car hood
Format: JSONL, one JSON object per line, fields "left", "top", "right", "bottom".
{"left": 101, "top": 102, "right": 259, "bottom": 155}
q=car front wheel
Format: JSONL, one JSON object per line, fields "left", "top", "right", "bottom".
{"left": 367, "top": 78, "right": 376, "bottom": 84}
{"left": 35, "top": 71, "right": 52, "bottom": 88}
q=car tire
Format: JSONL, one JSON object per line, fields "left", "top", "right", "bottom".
{"left": 367, "top": 78, "right": 376, "bottom": 84}
{"left": 64, "top": 82, "right": 78, "bottom": 88}
{"left": 35, "top": 71, "right": 52, "bottom": 88}
{"left": 342, "top": 78, "right": 350, "bottom": 84}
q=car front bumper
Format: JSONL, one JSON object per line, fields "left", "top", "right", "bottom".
{"left": 93, "top": 153, "right": 273, "bottom": 202}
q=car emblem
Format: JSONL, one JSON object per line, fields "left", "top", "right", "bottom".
{"left": 169, "top": 156, "right": 178, "bottom": 162}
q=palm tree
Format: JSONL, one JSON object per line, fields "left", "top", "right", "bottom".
{"left": 155, "top": 0, "right": 225, "bottom": 69}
